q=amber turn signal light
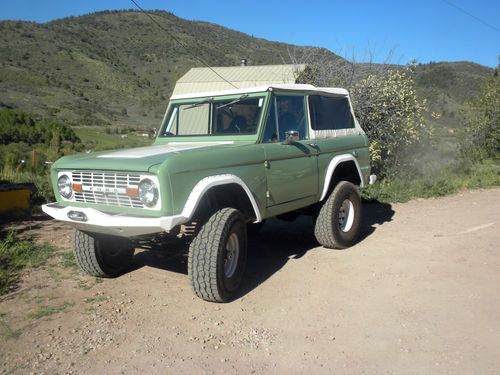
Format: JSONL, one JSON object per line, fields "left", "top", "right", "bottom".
{"left": 126, "top": 187, "right": 139, "bottom": 198}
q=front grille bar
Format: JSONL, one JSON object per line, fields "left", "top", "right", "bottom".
{"left": 71, "top": 171, "right": 143, "bottom": 208}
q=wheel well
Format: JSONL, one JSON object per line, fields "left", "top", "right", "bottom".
{"left": 325, "top": 161, "right": 361, "bottom": 196}
{"left": 193, "top": 183, "right": 257, "bottom": 223}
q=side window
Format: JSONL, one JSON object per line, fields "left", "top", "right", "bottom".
{"left": 308, "top": 95, "right": 355, "bottom": 130}
{"left": 262, "top": 95, "right": 307, "bottom": 142}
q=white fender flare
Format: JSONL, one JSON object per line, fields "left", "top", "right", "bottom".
{"left": 319, "top": 154, "right": 364, "bottom": 201}
{"left": 181, "top": 174, "right": 262, "bottom": 223}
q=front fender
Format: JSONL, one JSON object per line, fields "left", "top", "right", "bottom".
{"left": 180, "top": 174, "right": 262, "bottom": 223}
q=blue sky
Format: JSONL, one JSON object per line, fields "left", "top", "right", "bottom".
{"left": 1, "top": 0, "right": 499, "bottom": 67}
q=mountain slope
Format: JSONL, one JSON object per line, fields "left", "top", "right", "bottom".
{"left": 416, "top": 61, "right": 494, "bottom": 129}
{"left": 0, "top": 10, "right": 494, "bottom": 129}
{"left": 0, "top": 10, "right": 326, "bottom": 127}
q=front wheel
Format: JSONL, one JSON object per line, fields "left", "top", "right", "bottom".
{"left": 188, "top": 208, "right": 247, "bottom": 302}
{"left": 314, "top": 181, "right": 362, "bottom": 249}
{"left": 73, "top": 229, "right": 135, "bottom": 277}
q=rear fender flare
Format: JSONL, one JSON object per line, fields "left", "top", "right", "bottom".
{"left": 319, "top": 154, "right": 364, "bottom": 201}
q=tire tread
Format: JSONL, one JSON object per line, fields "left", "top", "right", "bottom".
{"left": 188, "top": 208, "right": 245, "bottom": 302}
{"left": 73, "top": 229, "right": 107, "bottom": 277}
{"left": 314, "top": 181, "right": 362, "bottom": 249}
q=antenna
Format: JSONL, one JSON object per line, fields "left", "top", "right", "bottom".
{"left": 129, "top": 0, "right": 239, "bottom": 89}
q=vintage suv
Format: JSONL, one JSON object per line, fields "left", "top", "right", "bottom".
{"left": 43, "top": 84, "right": 374, "bottom": 302}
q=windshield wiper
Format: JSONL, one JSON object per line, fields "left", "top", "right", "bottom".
{"left": 216, "top": 94, "right": 249, "bottom": 110}
{"left": 184, "top": 97, "right": 213, "bottom": 110}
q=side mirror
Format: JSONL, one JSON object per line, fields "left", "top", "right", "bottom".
{"left": 282, "top": 131, "right": 299, "bottom": 145}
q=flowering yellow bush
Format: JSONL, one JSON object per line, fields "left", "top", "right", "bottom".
{"left": 350, "top": 65, "right": 433, "bottom": 176}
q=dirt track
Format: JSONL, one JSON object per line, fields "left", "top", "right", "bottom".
{"left": 1, "top": 188, "right": 499, "bottom": 374}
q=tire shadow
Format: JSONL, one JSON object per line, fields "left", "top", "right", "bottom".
{"left": 123, "top": 203, "right": 395, "bottom": 299}
{"left": 236, "top": 203, "right": 394, "bottom": 299}
{"left": 127, "top": 239, "right": 190, "bottom": 275}
{"left": 359, "top": 202, "right": 395, "bottom": 242}
{"left": 236, "top": 216, "right": 317, "bottom": 299}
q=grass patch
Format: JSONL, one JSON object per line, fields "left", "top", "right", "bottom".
{"left": 83, "top": 295, "right": 108, "bottom": 304}
{"left": 75, "top": 280, "right": 93, "bottom": 290}
{"left": 0, "top": 313, "right": 21, "bottom": 339}
{"left": 73, "top": 126, "right": 153, "bottom": 151}
{"left": 28, "top": 302, "right": 73, "bottom": 319}
{"left": 0, "top": 231, "right": 56, "bottom": 295}
{"left": 75, "top": 276, "right": 102, "bottom": 290}
{"left": 58, "top": 250, "right": 77, "bottom": 269}
{"left": 362, "top": 159, "right": 500, "bottom": 203}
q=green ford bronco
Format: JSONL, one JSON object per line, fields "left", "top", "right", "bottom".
{"left": 43, "top": 84, "right": 375, "bottom": 302}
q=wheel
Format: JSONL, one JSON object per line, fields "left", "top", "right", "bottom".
{"left": 188, "top": 208, "right": 247, "bottom": 302}
{"left": 314, "top": 181, "right": 362, "bottom": 249}
{"left": 73, "top": 229, "right": 135, "bottom": 277}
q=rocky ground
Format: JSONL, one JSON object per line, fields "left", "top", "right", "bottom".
{"left": 1, "top": 188, "right": 499, "bottom": 374}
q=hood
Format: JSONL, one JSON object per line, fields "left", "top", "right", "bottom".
{"left": 53, "top": 141, "right": 235, "bottom": 172}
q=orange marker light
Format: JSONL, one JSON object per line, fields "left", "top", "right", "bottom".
{"left": 127, "top": 187, "right": 139, "bottom": 198}
{"left": 72, "top": 183, "right": 82, "bottom": 192}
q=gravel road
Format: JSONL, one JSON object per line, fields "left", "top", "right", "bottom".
{"left": 1, "top": 188, "right": 499, "bottom": 374}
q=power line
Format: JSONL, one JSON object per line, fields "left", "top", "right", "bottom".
{"left": 129, "top": 0, "right": 238, "bottom": 89}
{"left": 441, "top": 0, "right": 500, "bottom": 33}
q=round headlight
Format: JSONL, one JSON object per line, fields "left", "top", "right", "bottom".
{"left": 58, "top": 174, "right": 72, "bottom": 199}
{"left": 138, "top": 179, "right": 158, "bottom": 207}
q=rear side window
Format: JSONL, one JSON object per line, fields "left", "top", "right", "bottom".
{"left": 308, "top": 95, "right": 355, "bottom": 130}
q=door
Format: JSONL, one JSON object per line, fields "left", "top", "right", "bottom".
{"left": 261, "top": 94, "right": 318, "bottom": 206}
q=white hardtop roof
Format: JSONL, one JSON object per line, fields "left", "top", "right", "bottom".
{"left": 170, "top": 84, "right": 349, "bottom": 100}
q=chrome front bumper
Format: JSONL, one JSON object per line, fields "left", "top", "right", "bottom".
{"left": 42, "top": 203, "right": 186, "bottom": 237}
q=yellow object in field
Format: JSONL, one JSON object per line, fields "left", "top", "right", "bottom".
{"left": 0, "top": 184, "right": 35, "bottom": 215}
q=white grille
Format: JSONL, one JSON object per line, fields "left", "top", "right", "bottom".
{"left": 71, "top": 171, "right": 143, "bottom": 208}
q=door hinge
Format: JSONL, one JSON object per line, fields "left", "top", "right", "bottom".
{"left": 264, "top": 160, "right": 270, "bottom": 168}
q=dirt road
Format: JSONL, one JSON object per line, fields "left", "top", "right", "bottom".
{"left": 1, "top": 188, "right": 499, "bottom": 374}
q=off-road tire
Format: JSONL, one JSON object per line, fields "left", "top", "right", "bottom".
{"left": 188, "top": 208, "right": 247, "bottom": 302}
{"left": 73, "top": 229, "right": 135, "bottom": 277}
{"left": 314, "top": 181, "right": 362, "bottom": 249}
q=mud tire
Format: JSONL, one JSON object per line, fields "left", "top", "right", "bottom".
{"left": 188, "top": 208, "right": 247, "bottom": 302}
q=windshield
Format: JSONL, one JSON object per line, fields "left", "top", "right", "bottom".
{"left": 160, "top": 96, "right": 265, "bottom": 137}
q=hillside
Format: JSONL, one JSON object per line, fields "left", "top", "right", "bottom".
{"left": 0, "top": 10, "right": 339, "bottom": 128}
{"left": 415, "top": 61, "right": 494, "bottom": 130}
{"left": 0, "top": 10, "right": 494, "bottom": 129}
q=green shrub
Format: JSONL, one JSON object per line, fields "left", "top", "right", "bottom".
{"left": 458, "top": 76, "right": 500, "bottom": 162}
{"left": 361, "top": 159, "right": 500, "bottom": 203}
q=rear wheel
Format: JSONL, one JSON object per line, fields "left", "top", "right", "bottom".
{"left": 73, "top": 229, "right": 135, "bottom": 277}
{"left": 188, "top": 208, "right": 247, "bottom": 302}
{"left": 314, "top": 181, "right": 362, "bottom": 249}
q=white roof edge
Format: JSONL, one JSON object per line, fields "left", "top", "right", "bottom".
{"left": 170, "top": 84, "right": 349, "bottom": 100}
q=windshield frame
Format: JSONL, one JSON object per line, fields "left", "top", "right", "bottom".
{"left": 157, "top": 92, "right": 268, "bottom": 140}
